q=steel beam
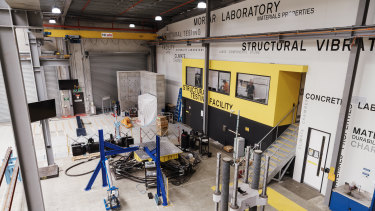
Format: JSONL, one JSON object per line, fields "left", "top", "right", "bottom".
{"left": 0, "top": 3, "right": 45, "bottom": 210}
{"left": 40, "top": 59, "right": 70, "bottom": 66}
{"left": 29, "top": 31, "right": 55, "bottom": 166}
{"left": 150, "top": 45, "right": 157, "bottom": 73}
{"left": 64, "top": 14, "right": 156, "bottom": 28}
{"left": 202, "top": 0, "right": 211, "bottom": 135}
{"left": 60, "top": 0, "right": 72, "bottom": 25}
{"left": 44, "top": 28, "right": 157, "bottom": 40}
{"left": 151, "top": 24, "right": 375, "bottom": 45}
{"left": 324, "top": 0, "right": 370, "bottom": 205}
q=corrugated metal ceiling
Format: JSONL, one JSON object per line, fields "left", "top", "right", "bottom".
{"left": 41, "top": 0, "right": 199, "bottom": 21}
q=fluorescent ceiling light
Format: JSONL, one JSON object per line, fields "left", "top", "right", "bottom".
{"left": 52, "top": 7, "right": 61, "bottom": 14}
{"left": 129, "top": 24, "right": 135, "bottom": 28}
{"left": 197, "top": 2, "right": 206, "bottom": 9}
{"left": 155, "top": 16, "right": 162, "bottom": 21}
{"left": 49, "top": 19, "right": 56, "bottom": 24}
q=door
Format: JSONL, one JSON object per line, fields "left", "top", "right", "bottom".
{"left": 89, "top": 53, "right": 147, "bottom": 110}
{"left": 303, "top": 128, "right": 331, "bottom": 191}
{"left": 73, "top": 92, "right": 85, "bottom": 115}
{"left": 184, "top": 99, "right": 192, "bottom": 126}
{"left": 183, "top": 98, "right": 203, "bottom": 131}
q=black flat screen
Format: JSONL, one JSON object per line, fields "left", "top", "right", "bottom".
{"left": 28, "top": 99, "right": 56, "bottom": 122}
{"left": 58, "top": 79, "right": 78, "bottom": 90}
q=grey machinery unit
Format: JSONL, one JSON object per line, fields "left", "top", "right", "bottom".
{"left": 233, "top": 137, "right": 245, "bottom": 160}
{"left": 213, "top": 147, "right": 270, "bottom": 211}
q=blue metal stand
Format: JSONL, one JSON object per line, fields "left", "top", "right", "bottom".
{"left": 76, "top": 116, "right": 87, "bottom": 136}
{"left": 85, "top": 130, "right": 168, "bottom": 207}
{"left": 371, "top": 188, "right": 375, "bottom": 211}
{"left": 144, "top": 136, "right": 168, "bottom": 206}
{"left": 85, "top": 130, "right": 139, "bottom": 191}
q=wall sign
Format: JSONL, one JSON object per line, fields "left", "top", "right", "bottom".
{"left": 101, "top": 33, "right": 113, "bottom": 38}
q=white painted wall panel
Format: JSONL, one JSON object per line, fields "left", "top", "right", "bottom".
{"left": 156, "top": 0, "right": 375, "bottom": 194}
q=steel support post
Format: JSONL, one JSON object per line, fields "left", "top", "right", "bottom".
{"left": 150, "top": 45, "right": 157, "bottom": 73}
{"left": 324, "top": 0, "right": 370, "bottom": 205}
{"left": 230, "top": 162, "right": 240, "bottom": 210}
{"left": 260, "top": 156, "right": 270, "bottom": 211}
{"left": 0, "top": 5, "right": 45, "bottom": 211}
{"left": 30, "top": 32, "right": 55, "bottom": 166}
{"left": 243, "top": 146, "right": 251, "bottom": 184}
{"left": 250, "top": 150, "right": 262, "bottom": 211}
{"left": 251, "top": 150, "right": 262, "bottom": 190}
{"left": 202, "top": 0, "right": 211, "bottom": 134}
{"left": 214, "top": 153, "right": 222, "bottom": 211}
{"left": 221, "top": 157, "right": 231, "bottom": 211}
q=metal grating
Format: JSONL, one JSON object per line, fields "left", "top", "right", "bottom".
{"left": 134, "top": 140, "right": 182, "bottom": 161}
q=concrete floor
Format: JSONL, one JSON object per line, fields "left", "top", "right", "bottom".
{"left": 0, "top": 114, "right": 331, "bottom": 210}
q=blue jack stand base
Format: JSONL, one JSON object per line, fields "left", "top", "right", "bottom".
{"left": 85, "top": 129, "right": 169, "bottom": 208}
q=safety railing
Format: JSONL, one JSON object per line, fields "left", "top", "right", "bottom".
{"left": 256, "top": 142, "right": 297, "bottom": 185}
{"left": 253, "top": 104, "right": 296, "bottom": 151}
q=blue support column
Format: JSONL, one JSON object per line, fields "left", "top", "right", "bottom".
{"left": 156, "top": 136, "right": 161, "bottom": 197}
{"left": 370, "top": 188, "right": 375, "bottom": 210}
{"left": 144, "top": 136, "right": 168, "bottom": 206}
{"left": 85, "top": 129, "right": 139, "bottom": 191}
{"left": 99, "top": 130, "right": 108, "bottom": 188}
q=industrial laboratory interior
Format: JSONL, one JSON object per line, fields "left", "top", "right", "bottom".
{"left": 0, "top": 0, "right": 375, "bottom": 210}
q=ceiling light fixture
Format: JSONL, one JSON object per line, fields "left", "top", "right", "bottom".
{"left": 129, "top": 24, "right": 135, "bottom": 28}
{"left": 197, "top": 2, "right": 206, "bottom": 9}
{"left": 52, "top": 7, "right": 61, "bottom": 14}
{"left": 49, "top": 19, "right": 56, "bottom": 24}
{"left": 155, "top": 16, "right": 162, "bottom": 21}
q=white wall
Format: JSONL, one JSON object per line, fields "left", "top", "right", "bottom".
{"left": 42, "top": 35, "right": 151, "bottom": 114}
{"left": 157, "top": 0, "right": 375, "bottom": 194}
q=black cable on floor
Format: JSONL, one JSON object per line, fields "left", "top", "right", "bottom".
{"left": 65, "top": 157, "right": 99, "bottom": 177}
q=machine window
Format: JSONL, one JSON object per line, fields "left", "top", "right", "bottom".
{"left": 208, "top": 70, "right": 230, "bottom": 95}
{"left": 236, "top": 73, "right": 270, "bottom": 105}
{"left": 186, "top": 67, "right": 202, "bottom": 88}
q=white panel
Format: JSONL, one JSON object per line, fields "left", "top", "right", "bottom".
{"left": 0, "top": 68, "right": 10, "bottom": 122}
{"left": 0, "top": 60, "right": 38, "bottom": 122}
{"left": 158, "top": 0, "right": 359, "bottom": 39}
{"left": 44, "top": 67, "right": 62, "bottom": 117}
{"left": 20, "top": 60, "right": 38, "bottom": 104}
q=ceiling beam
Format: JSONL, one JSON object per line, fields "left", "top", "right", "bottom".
{"left": 159, "top": 0, "right": 246, "bottom": 29}
{"left": 44, "top": 28, "right": 157, "bottom": 40}
{"left": 65, "top": 13, "right": 156, "bottom": 28}
{"left": 118, "top": 0, "right": 145, "bottom": 16}
{"left": 61, "top": 0, "right": 72, "bottom": 25}
{"left": 5, "top": 0, "right": 40, "bottom": 10}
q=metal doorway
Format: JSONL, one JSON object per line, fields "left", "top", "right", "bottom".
{"left": 302, "top": 128, "right": 331, "bottom": 192}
